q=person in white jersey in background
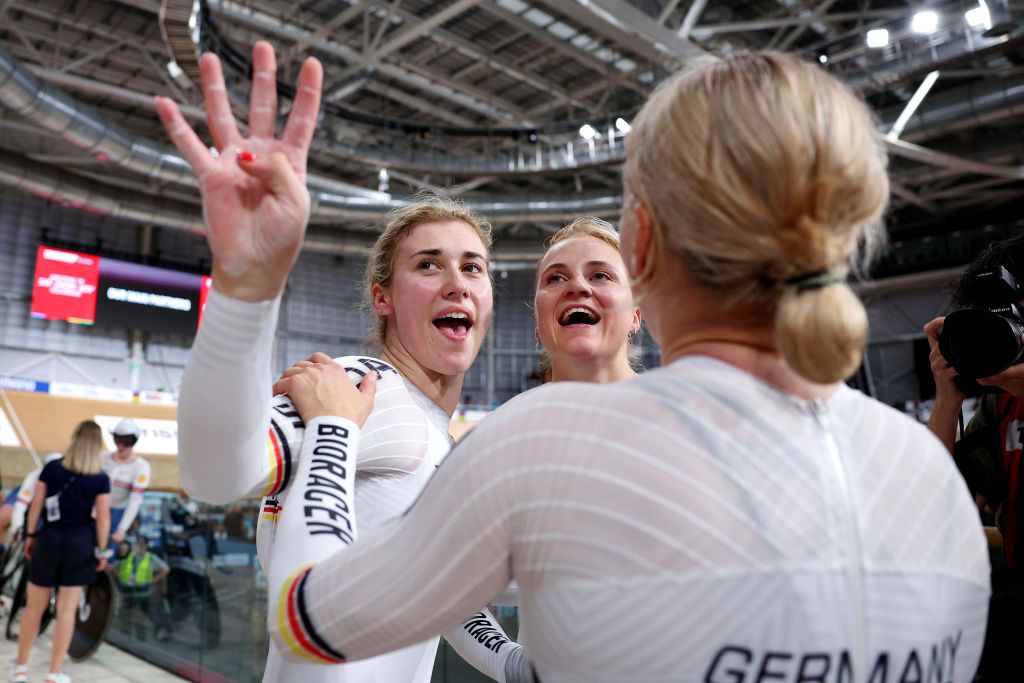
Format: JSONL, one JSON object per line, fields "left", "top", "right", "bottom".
{"left": 534, "top": 217, "right": 640, "bottom": 385}
{"left": 261, "top": 51, "right": 989, "bottom": 682}
{"left": 156, "top": 41, "right": 524, "bottom": 682}
{"left": 5, "top": 453, "right": 64, "bottom": 540}
{"left": 102, "top": 419, "right": 151, "bottom": 545}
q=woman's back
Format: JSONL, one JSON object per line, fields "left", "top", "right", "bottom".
{"left": 39, "top": 460, "right": 109, "bottom": 528}
{"left": 452, "top": 358, "right": 989, "bottom": 681}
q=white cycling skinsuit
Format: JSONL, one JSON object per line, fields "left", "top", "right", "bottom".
{"left": 266, "top": 355, "right": 991, "bottom": 683}
{"left": 178, "top": 288, "right": 525, "bottom": 683}
{"left": 10, "top": 454, "right": 64, "bottom": 533}
{"left": 101, "top": 451, "right": 151, "bottom": 536}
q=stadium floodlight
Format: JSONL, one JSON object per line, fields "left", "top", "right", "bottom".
{"left": 866, "top": 28, "right": 890, "bottom": 48}
{"left": 614, "top": 118, "right": 631, "bottom": 133}
{"left": 911, "top": 10, "right": 939, "bottom": 33}
{"left": 579, "top": 124, "right": 597, "bottom": 140}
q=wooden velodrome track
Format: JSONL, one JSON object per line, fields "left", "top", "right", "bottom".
{"left": 0, "top": 389, "right": 179, "bottom": 491}
{"left": 1, "top": 389, "right": 480, "bottom": 493}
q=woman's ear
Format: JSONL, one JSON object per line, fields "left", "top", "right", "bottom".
{"left": 630, "top": 201, "right": 654, "bottom": 278}
{"left": 629, "top": 308, "right": 642, "bottom": 337}
{"left": 371, "top": 283, "right": 393, "bottom": 317}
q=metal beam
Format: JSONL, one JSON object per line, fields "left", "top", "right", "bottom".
{"left": 772, "top": 0, "right": 839, "bottom": 52}
{"left": 57, "top": 40, "right": 126, "bottom": 75}
{"left": 479, "top": 0, "right": 646, "bottom": 95}
{"left": 208, "top": 0, "right": 523, "bottom": 123}
{"left": 676, "top": 0, "right": 708, "bottom": 39}
{"left": 356, "top": 0, "right": 593, "bottom": 112}
{"left": 285, "top": 0, "right": 372, "bottom": 60}
{"left": 550, "top": 0, "right": 706, "bottom": 65}
{"left": 28, "top": 66, "right": 207, "bottom": 121}
{"left": 887, "top": 139, "right": 1024, "bottom": 181}
{"left": 690, "top": 9, "right": 904, "bottom": 36}
{"left": 920, "top": 176, "right": 1023, "bottom": 201}
{"left": 371, "top": 0, "right": 481, "bottom": 59}
{"left": 889, "top": 183, "right": 941, "bottom": 215}
{"left": 362, "top": 81, "right": 476, "bottom": 126}
{"left": 657, "top": 0, "right": 685, "bottom": 26}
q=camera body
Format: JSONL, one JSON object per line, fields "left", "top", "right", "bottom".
{"left": 938, "top": 266, "right": 1024, "bottom": 381}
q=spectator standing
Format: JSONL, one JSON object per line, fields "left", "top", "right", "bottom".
{"left": 115, "top": 536, "right": 171, "bottom": 641}
{"left": 10, "top": 421, "right": 111, "bottom": 683}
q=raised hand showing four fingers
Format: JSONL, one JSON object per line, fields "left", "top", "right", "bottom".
{"left": 154, "top": 41, "right": 323, "bottom": 303}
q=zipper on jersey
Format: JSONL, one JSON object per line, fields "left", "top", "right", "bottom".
{"left": 809, "top": 398, "right": 867, "bottom": 678}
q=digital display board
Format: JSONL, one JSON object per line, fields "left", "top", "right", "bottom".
{"left": 30, "top": 245, "right": 210, "bottom": 336}
{"left": 30, "top": 247, "right": 100, "bottom": 325}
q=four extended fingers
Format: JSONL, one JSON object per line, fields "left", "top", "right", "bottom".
{"left": 159, "top": 43, "right": 321, "bottom": 174}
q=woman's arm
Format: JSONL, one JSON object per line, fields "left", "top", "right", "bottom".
{"left": 115, "top": 460, "right": 150, "bottom": 538}
{"left": 155, "top": 41, "right": 323, "bottom": 504}
{"left": 269, "top": 426, "right": 513, "bottom": 664}
{"left": 94, "top": 493, "right": 111, "bottom": 552}
{"left": 444, "top": 610, "right": 528, "bottom": 683}
{"left": 25, "top": 480, "right": 46, "bottom": 533}
{"left": 10, "top": 467, "right": 42, "bottom": 533}
{"left": 178, "top": 289, "right": 283, "bottom": 503}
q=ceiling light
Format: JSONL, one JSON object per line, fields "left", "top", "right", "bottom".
{"left": 614, "top": 118, "right": 631, "bottom": 133}
{"left": 911, "top": 10, "right": 939, "bottom": 33}
{"left": 166, "top": 60, "right": 184, "bottom": 79}
{"left": 965, "top": 3, "right": 990, "bottom": 27}
{"left": 866, "top": 28, "right": 889, "bottom": 48}
{"left": 579, "top": 124, "right": 597, "bottom": 140}
{"left": 818, "top": 54, "right": 828, "bottom": 64}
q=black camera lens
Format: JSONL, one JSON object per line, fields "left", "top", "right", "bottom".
{"left": 938, "top": 308, "right": 1024, "bottom": 379}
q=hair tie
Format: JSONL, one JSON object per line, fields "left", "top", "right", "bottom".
{"left": 783, "top": 269, "right": 846, "bottom": 293}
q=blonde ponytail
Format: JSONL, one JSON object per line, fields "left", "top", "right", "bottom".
{"left": 776, "top": 283, "right": 868, "bottom": 384}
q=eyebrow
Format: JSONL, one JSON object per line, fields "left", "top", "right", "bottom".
{"left": 411, "top": 248, "right": 487, "bottom": 262}
{"left": 541, "top": 260, "right": 619, "bottom": 275}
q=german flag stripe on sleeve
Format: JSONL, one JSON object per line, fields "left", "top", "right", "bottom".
{"left": 263, "top": 422, "right": 291, "bottom": 497}
{"left": 276, "top": 566, "right": 346, "bottom": 664}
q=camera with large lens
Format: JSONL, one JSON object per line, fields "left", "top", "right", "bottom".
{"left": 939, "top": 265, "right": 1024, "bottom": 381}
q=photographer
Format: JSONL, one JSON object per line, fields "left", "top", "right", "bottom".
{"left": 924, "top": 233, "right": 1024, "bottom": 681}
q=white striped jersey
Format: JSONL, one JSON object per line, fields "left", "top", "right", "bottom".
{"left": 179, "top": 287, "right": 523, "bottom": 683}
{"left": 101, "top": 451, "right": 150, "bottom": 534}
{"left": 272, "top": 356, "right": 991, "bottom": 683}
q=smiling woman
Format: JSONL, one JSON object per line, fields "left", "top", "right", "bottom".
{"left": 363, "top": 204, "right": 493, "bottom": 389}
{"left": 534, "top": 217, "right": 641, "bottom": 384}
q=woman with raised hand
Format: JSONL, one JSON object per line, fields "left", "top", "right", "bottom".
{"left": 158, "top": 43, "right": 524, "bottom": 683}
{"left": 534, "top": 217, "right": 641, "bottom": 384}
{"left": 266, "top": 52, "right": 991, "bottom": 683}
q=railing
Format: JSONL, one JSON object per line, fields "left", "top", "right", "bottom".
{"left": 97, "top": 491, "right": 517, "bottom": 682}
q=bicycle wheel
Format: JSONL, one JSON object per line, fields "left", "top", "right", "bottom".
{"left": 0, "top": 533, "right": 25, "bottom": 597}
{"left": 6, "top": 563, "right": 53, "bottom": 641}
{"left": 68, "top": 571, "right": 114, "bottom": 661}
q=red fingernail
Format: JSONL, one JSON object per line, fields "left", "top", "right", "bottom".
{"left": 237, "top": 150, "right": 256, "bottom": 162}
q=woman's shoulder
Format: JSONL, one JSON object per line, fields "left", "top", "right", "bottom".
{"left": 330, "top": 355, "right": 401, "bottom": 383}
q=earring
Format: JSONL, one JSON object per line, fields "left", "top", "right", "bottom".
{"left": 627, "top": 328, "right": 637, "bottom": 341}
{"left": 534, "top": 330, "right": 541, "bottom": 351}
